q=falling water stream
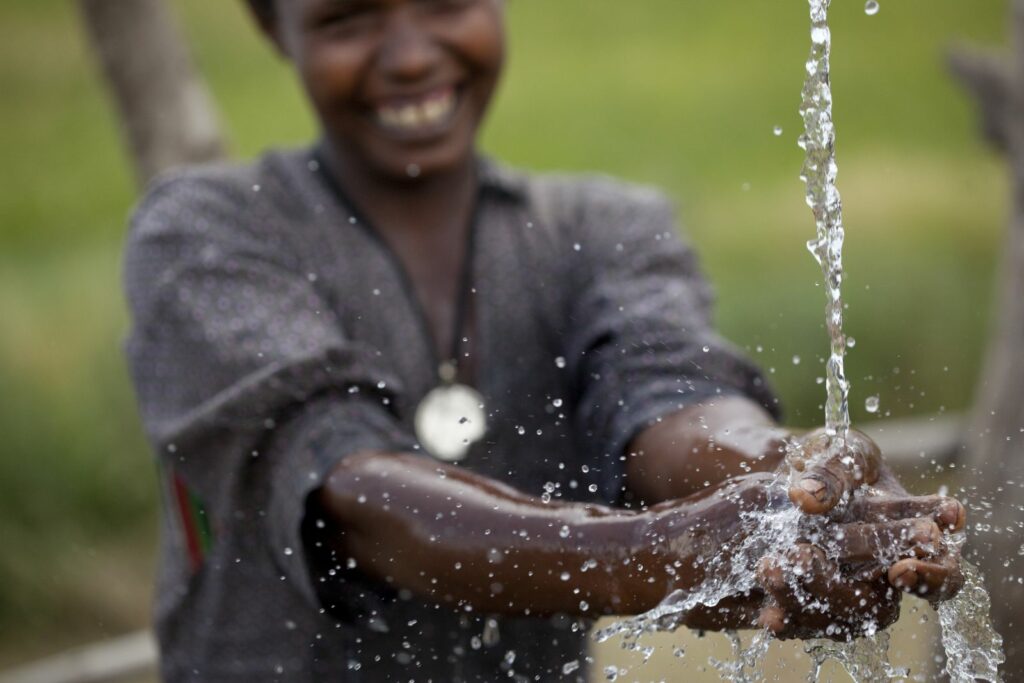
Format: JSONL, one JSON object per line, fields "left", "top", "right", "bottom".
{"left": 593, "top": 1, "right": 1005, "bottom": 680}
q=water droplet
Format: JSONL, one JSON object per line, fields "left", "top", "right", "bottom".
{"left": 865, "top": 0, "right": 880, "bottom": 15}
{"left": 560, "top": 571, "right": 571, "bottom": 581}
{"left": 283, "top": 547, "right": 293, "bottom": 556}
{"left": 482, "top": 618, "right": 500, "bottom": 646}
{"left": 554, "top": 356, "right": 567, "bottom": 369}
{"left": 865, "top": 395, "right": 880, "bottom": 413}
{"left": 702, "top": 345, "right": 710, "bottom": 353}
{"left": 406, "top": 163, "right": 421, "bottom": 178}
{"left": 573, "top": 242, "right": 582, "bottom": 252}
{"left": 588, "top": 483, "right": 598, "bottom": 493}
{"left": 559, "top": 525, "right": 571, "bottom": 539}
{"left": 562, "top": 659, "right": 580, "bottom": 674}
{"left": 516, "top": 426, "right": 526, "bottom": 435}
{"left": 773, "top": 125, "right": 784, "bottom": 136}
{"left": 846, "top": 336, "right": 856, "bottom": 348}
{"left": 792, "top": 355, "right": 801, "bottom": 365}
{"left": 552, "top": 398, "right": 563, "bottom": 408}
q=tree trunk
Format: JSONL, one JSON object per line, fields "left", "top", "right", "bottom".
{"left": 77, "top": 0, "right": 227, "bottom": 187}
{"left": 954, "top": 1, "right": 1024, "bottom": 678}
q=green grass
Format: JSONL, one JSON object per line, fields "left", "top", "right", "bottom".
{"left": 0, "top": 0, "right": 1009, "bottom": 662}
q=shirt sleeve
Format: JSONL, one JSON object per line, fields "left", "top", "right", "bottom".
{"left": 124, "top": 171, "right": 418, "bottom": 611}
{"left": 558, "top": 178, "right": 780, "bottom": 502}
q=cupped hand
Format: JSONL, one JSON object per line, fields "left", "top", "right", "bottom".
{"left": 786, "top": 428, "right": 883, "bottom": 515}
{"left": 755, "top": 505, "right": 964, "bottom": 640}
{"left": 751, "top": 428, "right": 968, "bottom": 639}
{"left": 841, "top": 489, "right": 966, "bottom": 603}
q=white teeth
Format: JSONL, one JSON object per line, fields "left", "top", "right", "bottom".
{"left": 376, "top": 90, "right": 455, "bottom": 132}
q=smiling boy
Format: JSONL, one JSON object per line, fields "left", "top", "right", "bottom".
{"left": 123, "top": 1, "right": 966, "bottom": 681}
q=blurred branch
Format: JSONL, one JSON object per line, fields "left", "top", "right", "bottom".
{"left": 77, "top": 0, "right": 227, "bottom": 187}
{"left": 948, "top": 47, "right": 1011, "bottom": 151}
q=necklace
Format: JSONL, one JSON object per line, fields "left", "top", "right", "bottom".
{"left": 411, "top": 214, "right": 487, "bottom": 462}
{"left": 313, "top": 150, "right": 487, "bottom": 462}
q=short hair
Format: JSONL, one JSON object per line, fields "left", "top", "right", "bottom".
{"left": 246, "top": 0, "right": 275, "bottom": 20}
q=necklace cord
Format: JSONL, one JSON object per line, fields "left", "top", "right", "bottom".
{"left": 311, "top": 148, "right": 480, "bottom": 384}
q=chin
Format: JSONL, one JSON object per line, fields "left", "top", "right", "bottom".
{"left": 369, "top": 138, "right": 476, "bottom": 183}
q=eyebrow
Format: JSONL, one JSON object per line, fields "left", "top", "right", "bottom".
{"left": 301, "top": 0, "right": 372, "bottom": 20}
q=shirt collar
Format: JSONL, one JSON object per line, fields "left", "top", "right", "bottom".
{"left": 475, "top": 155, "right": 527, "bottom": 201}
{"left": 309, "top": 141, "right": 526, "bottom": 203}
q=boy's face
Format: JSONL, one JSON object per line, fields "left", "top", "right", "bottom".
{"left": 268, "top": 0, "right": 505, "bottom": 181}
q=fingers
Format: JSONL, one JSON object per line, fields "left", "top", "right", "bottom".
{"left": 828, "top": 518, "right": 943, "bottom": 563}
{"left": 889, "top": 554, "right": 964, "bottom": 603}
{"left": 789, "top": 430, "right": 882, "bottom": 515}
{"left": 757, "top": 545, "right": 899, "bottom": 640}
{"left": 846, "top": 494, "right": 966, "bottom": 532}
{"left": 756, "top": 603, "right": 788, "bottom": 635}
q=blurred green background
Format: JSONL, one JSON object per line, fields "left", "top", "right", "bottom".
{"left": 0, "top": 0, "right": 1008, "bottom": 674}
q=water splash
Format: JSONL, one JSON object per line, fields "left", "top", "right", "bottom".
{"left": 938, "top": 554, "right": 1005, "bottom": 681}
{"left": 800, "top": 0, "right": 850, "bottom": 443}
{"left": 592, "top": 1, "right": 1005, "bottom": 680}
{"left": 804, "top": 630, "right": 905, "bottom": 681}
{"left": 796, "top": 2, "right": 1004, "bottom": 680}
{"left": 594, "top": 496, "right": 804, "bottom": 681}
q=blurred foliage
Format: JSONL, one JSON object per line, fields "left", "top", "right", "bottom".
{"left": 0, "top": 0, "right": 1008, "bottom": 655}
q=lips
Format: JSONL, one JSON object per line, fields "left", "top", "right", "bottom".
{"left": 372, "top": 86, "right": 459, "bottom": 137}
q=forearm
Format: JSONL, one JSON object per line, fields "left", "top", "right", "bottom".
{"left": 317, "top": 451, "right": 754, "bottom": 619}
{"left": 626, "top": 395, "right": 791, "bottom": 503}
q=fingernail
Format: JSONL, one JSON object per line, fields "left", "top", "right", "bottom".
{"left": 798, "top": 477, "right": 829, "bottom": 503}
{"left": 939, "top": 500, "right": 966, "bottom": 532}
{"left": 890, "top": 566, "right": 919, "bottom": 591}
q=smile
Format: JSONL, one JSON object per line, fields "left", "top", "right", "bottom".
{"left": 373, "top": 86, "right": 459, "bottom": 136}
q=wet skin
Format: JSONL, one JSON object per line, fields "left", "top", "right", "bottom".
{"left": 252, "top": 0, "right": 966, "bottom": 639}
{"left": 320, "top": 400, "right": 966, "bottom": 638}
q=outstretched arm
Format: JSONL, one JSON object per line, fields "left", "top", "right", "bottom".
{"left": 626, "top": 395, "right": 789, "bottom": 503}
{"left": 318, "top": 450, "right": 698, "bottom": 618}
{"left": 316, "top": 445, "right": 957, "bottom": 638}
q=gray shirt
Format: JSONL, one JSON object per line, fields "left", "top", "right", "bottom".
{"left": 123, "top": 147, "right": 777, "bottom": 682}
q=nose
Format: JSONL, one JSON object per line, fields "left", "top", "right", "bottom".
{"left": 376, "top": 8, "right": 442, "bottom": 82}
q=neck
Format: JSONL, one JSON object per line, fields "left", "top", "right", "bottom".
{"left": 320, "top": 138, "right": 478, "bottom": 236}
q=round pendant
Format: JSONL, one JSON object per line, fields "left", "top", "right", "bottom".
{"left": 414, "top": 383, "right": 487, "bottom": 462}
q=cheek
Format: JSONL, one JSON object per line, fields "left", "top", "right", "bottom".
{"left": 297, "top": 42, "right": 366, "bottom": 116}
{"left": 450, "top": 5, "right": 506, "bottom": 79}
